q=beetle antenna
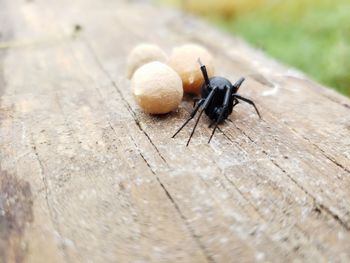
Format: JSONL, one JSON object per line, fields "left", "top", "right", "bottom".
{"left": 198, "top": 58, "right": 211, "bottom": 87}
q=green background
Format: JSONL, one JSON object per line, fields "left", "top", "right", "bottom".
{"left": 160, "top": 0, "right": 350, "bottom": 96}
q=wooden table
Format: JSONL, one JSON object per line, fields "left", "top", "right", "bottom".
{"left": 1, "top": 0, "right": 350, "bottom": 262}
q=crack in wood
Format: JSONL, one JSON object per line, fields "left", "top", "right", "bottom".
{"left": 138, "top": 152, "right": 215, "bottom": 263}
{"left": 31, "top": 136, "right": 71, "bottom": 263}
{"left": 233, "top": 124, "right": 350, "bottom": 231}
{"left": 116, "top": 120, "right": 214, "bottom": 262}
{"left": 84, "top": 39, "right": 168, "bottom": 165}
{"left": 287, "top": 126, "right": 350, "bottom": 175}
{"left": 214, "top": 125, "right": 345, "bottom": 258}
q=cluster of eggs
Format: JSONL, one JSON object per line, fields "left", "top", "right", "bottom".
{"left": 127, "top": 43, "right": 214, "bottom": 114}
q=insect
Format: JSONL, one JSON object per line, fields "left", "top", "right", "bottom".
{"left": 172, "top": 59, "right": 261, "bottom": 146}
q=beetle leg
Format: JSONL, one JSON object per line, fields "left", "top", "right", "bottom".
{"left": 193, "top": 97, "right": 201, "bottom": 108}
{"left": 172, "top": 99, "right": 205, "bottom": 138}
{"left": 232, "top": 98, "right": 239, "bottom": 108}
{"left": 233, "top": 77, "right": 245, "bottom": 92}
{"left": 208, "top": 86, "right": 233, "bottom": 143}
{"left": 208, "top": 119, "right": 216, "bottom": 128}
{"left": 234, "top": 94, "right": 261, "bottom": 119}
{"left": 186, "top": 87, "right": 218, "bottom": 146}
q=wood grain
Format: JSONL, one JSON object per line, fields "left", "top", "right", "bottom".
{"left": 0, "top": 0, "right": 350, "bottom": 262}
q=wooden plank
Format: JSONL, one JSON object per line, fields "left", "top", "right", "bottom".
{"left": 0, "top": 0, "right": 350, "bottom": 262}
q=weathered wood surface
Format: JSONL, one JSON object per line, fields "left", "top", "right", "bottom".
{"left": 1, "top": 0, "right": 350, "bottom": 262}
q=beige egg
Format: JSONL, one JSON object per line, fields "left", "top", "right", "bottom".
{"left": 168, "top": 43, "right": 214, "bottom": 95}
{"left": 131, "top": 62, "right": 183, "bottom": 114}
{"left": 127, "top": 43, "right": 168, "bottom": 79}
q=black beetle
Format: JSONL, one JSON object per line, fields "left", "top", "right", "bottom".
{"left": 172, "top": 59, "right": 261, "bottom": 146}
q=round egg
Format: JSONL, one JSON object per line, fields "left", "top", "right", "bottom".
{"left": 168, "top": 43, "right": 214, "bottom": 95}
{"left": 127, "top": 43, "right": 168, "bottom": 79}
{"left": 131, "top": 61, "right": 183, "bottom": 114}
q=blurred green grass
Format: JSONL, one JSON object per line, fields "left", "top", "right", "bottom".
{"left": 160, "top": 0, "right": 350, "bottom": 96}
